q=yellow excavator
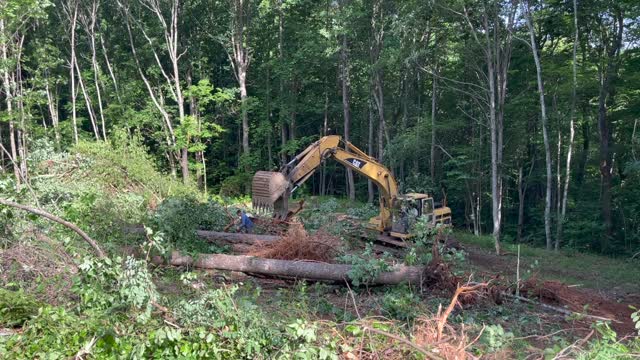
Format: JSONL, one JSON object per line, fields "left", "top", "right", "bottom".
{"left": 252, "top": 135, "right": 452, "bottom": 239}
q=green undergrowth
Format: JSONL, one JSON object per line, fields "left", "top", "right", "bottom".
{"left": 0, "top": 289, "right": 42, "bottom": 328}
{"left": 2, "top": 176, "right": 639, "bottom": 360}
{"left": 456, "top": 231, "right": 640, "bottom": 293}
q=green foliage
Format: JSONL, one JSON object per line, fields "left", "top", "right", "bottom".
{"left": 299, "top": 198, "right": 340, "bottom": 231}
{"left": 339, "top": 244, "right": 391, "bottom": 287}
{"left": 152, "top": 196, "right": 229, "bottom": 252}
{"left": 480, "top": 324, "right": 514, "bottom": 352}
{"left": 632, "top": 307, "right": 640, "bottom": 336}
{"left": 219, "top": 173, "right": 253, "bottom": 197}
{"left": 25, "top": 135, "right": 200, "bottom": 248}
{"left": 173, "top": 285, "right": 281, "bottom": 357}
{"left": 280, "top": 136, "right": 317, "bottom": 156}
{"left": 0, "top": 289, "right": 41, "bottom": 328}
{"left": 283, "top": 319, "right": 339, "bottom": 360}
{"left": 346, "top": 203, "right": 378, "bottom": 220}
{"left": 0, "top": 306, "right": 106, "bottom": 359}
{"left": 380, "top": 285, "right": 422, "bottom": 322}
{"left": 571, "top": 322, "right": 640, "bottom": 359}
{"left": 404, "top": 217, "right": 437, "bottom": 265}
{"left": 74, "top": 256, "right": 158, "bottom": 322}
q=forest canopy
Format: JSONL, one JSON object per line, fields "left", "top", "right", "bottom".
{"left": 1, "top": 0, "right": 639, "bottom": 255}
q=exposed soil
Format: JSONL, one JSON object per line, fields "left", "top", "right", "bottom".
{"left": 463, "top": 243, "right": 638, "bottom": 336}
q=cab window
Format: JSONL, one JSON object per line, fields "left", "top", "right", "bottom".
{"left": 423, "top": 198, "right": 434, "bottom": 215}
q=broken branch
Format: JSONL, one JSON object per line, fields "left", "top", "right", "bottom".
{"left": 0, "top": 198, "right": 105, "bottom": 258}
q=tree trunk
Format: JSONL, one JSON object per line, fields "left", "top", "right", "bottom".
{"left": 321, "top": 86, "right": 329, "bottom": 196}
{"left": 430, "top": 68, "right": 438, "bottom": 180}
{"left": 120, "top": 1, "right": 178, "bottom": 177}
{"left": 526, "top": 3, "right": 553, "bottom": 250}
{"left": 341, "top": 34, "right": 355, "bottom": 201}
{"left": 74, "top": 58, "right": 100, "bottom": 140}
{"left": 165, "top": 0, "right": 188, "bottom": 182}
{"left": 517, "top": 165, "right": 525, "bottom": 242}
{"left": 368, "top": 101, "right": 375, "bottom": 203}
{"left": 45, "top": 80, "right": 61, "bottom": 150}
{"left": 168, "top": 252, "right": 423, "bottom": 285}
{"left": 597, "top": 11, "right": 623, "bottom": 252}
{"left": 265, "top": 67, "right": 273, "bottom": 170}
{"left": 517, "top": 158, "right": 535, "bottom": 243}
{"left": 576, "top": 120, "right": 589, "bottom": 185}
{"left": 68, "top": 2, "right": 79, "bottom": 144}
{"left": 15, "top": 41, "right": 28, "bottom": 185}
{"left": 239, "top": 72, "right": 249, "bottom": 156}
{"left": 8, "top": 123, "right": 20, "bottom": 189}
{"left": 486, "top": 29, "right": 501, "bottom": 255}
{"left": 230, "top": 0, "right": 250, "bottom": 158}
{"left": 196, "top": 230, "right": 278, "bottom": 243}
{"left": 0, "top": 126, "right": 4, "bottom": 173}
{"left": 0, "top": 19, "right": 20, "bottom": 189}
{"left": 85, "top": 0, "right": 106, "bottom": 140}
{"left": 99, "top": 35, "right": 120, "bottom": 104}
{"left": 278, "top": 0, "right": 286, "bottom": 167}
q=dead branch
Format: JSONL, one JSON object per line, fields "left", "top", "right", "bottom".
{"left": 362, "top": 325, "right": 442, "bottom": 360}
{"left": 437, "top": 283, "right": 487, "bottom": 341}
{"left": 0, "top": 198, "right": 105, "bottom": 258}
{"left": 506, "top": 293, "right": 621, "bottom": 323}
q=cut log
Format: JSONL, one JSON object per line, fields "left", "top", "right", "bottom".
{"left": 168, "top": 251, "right": 422, "bottom": 285}
{"left": 196, "top": 230, "right": 278, "bottom": 244}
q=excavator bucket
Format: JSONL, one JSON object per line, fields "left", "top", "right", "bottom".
{"left": 251, "top": 171, "right": 290, "bottom": 219}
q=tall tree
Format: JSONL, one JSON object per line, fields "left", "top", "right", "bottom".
{"left": 595, "top": 5, "right": 624, "bottom": 251}
{"left": 556, "top": 0, "right": 579, "bottom": 250}
{"left": 230, "top": 0, "right": 251, "bottom": 157}
{"left": 525, "top": 1, "right": 553, "bottom": 250}
{"left": 340, "top": 0, "right": 355, "bottom": 201}
{"left": 460, "top": 1, "right": 517, "bottom": 254}
{"left": 118, "top": 0, "right": 180, "bottom": 178}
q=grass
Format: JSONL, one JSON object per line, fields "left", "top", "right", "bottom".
{"left": 455, "top": 231, "right": 640, "bottom": 293}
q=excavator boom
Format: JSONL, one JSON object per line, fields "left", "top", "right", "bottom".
{"left": 251, "top": 135, "right": 398, "bottom": 225}
{"left": 251, "top": 134, "right": 452, "bottom": 235}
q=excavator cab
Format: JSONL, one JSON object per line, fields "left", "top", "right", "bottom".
{"left": 390, "top": 194, "right": 429, "bottom": 238}
{"left": 389, "top": 193, "right": 451, "bottom": 238}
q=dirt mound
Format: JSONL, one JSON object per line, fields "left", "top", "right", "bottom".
{"left": 522, "top": 279, "right": 637, "bottom": 335}
{"left": 248, "top": 224, "right": 340, "bottom": 262}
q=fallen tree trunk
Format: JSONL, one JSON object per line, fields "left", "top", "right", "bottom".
{"left": 197, "top": 231, "right": 403, "bottom": 255}
{"left": 168, "top": 251, "right": 422, "bottom": 285}
{"left": 196, "top": 230, "right": 278, "bottom": 244}
{"left": 127, "top": 227, "right": 404, "bottom": 256}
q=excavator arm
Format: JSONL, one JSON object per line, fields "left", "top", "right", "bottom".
{"left": 252, "top": 135, "right": 398, "bottom": 230}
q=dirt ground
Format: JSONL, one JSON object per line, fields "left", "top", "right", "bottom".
{"left": 463, "top": 242, "right": 638, "bottom": 336}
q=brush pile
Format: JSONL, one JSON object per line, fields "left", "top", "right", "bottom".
{"left": 248, "top": 224, "right": 341, "bottom": 262}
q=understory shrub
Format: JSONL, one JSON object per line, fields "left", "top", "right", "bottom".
{"left": 0, "top": 289, "right": 41, "bottom": 328}
{"left": 152, "top": 196, "right": 229, "bottom": 252}
{"left": 24, "top": 135, "right": 200, "bottom": 248}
